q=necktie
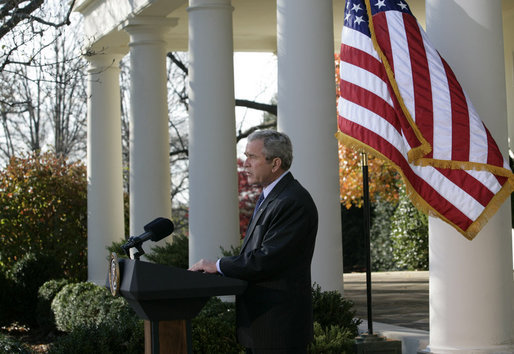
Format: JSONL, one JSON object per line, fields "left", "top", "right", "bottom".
{"left": 252, "top": 193, "right": 265, "bottom": 218}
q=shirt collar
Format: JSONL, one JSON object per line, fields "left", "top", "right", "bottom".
{"left": 262, "top": 171, "right": 288, "bottom": 199}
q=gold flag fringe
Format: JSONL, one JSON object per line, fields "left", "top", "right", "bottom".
{"left": 336, "top": 131, "right": 514, "bottom": 240}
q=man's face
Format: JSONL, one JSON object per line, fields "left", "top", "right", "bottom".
{"left": 244, "top": 139, "right": 274, "bottom": 186}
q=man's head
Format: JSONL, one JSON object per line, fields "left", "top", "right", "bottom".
{"left": 244, "top": 130, "right": 293, "bottom": 186}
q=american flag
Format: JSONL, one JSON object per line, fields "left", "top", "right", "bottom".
{"left": 337, "top": 0, "right": 514, "bottom": 240}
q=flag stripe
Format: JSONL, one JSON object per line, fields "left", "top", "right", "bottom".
{"left": 467, "top": 95, "right": 489, "bottom": 164}
{"left": 441, "top": 59, "right": 471, "bottom": 162}
{"left": 340, "top": 81, "right": 401, "bottom": 133}
{"left": 337, "top": 0, "right": 514, "bottom": 239}
{"left": 422, "top": 24, "right": 453, "bottom": 160}
{"left": 402, "top": 13, "right": 434, "bottom": 149}
{"left": 339, "top": 117, "right": 476, "bottom": 230}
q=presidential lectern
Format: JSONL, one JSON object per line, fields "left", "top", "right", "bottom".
{"left": 107, "top": 254, "right": 247, "bottom": 354}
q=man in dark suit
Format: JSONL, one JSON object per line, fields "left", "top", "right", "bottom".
{"left": 189, "top": 130, "right": 318, "bottom": 353}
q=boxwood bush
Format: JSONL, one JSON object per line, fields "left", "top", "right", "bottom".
{"left": 51, "top": 282, "right": 138, "bottom": 333}
{"left": 36, "top": 278, "right": 70, "bottom": 333}
{"left": 48, "top": 281, "right": 144, "bottom": 353}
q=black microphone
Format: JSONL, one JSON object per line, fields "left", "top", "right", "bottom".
{"left": 122, "top": 218, "right": 174, "bottom": 256}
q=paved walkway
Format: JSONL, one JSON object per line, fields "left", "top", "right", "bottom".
{"left": 343, "top": 271, "right": 430, "bottom": 353}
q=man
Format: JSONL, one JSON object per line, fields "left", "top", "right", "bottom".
{"left": 189, "top": 130, "right": 318, "bottom": 353}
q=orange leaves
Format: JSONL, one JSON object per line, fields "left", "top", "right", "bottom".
{"left": 338, "top": 141, "right": 400, "bottom": 209}
{"left": 335, "top": 53, "right": 399, "bottom": 208}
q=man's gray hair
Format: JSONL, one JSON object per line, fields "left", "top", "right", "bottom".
{"left": 248, "top": 130, "right": 293, "bottom": 170}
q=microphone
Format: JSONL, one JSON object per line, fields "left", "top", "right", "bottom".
{"left": 122, "top": 217, "right": 174, "bottom": 258}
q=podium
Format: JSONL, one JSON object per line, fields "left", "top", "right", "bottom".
{"left": 107, "top": 256, "right": 247, "bottom": 354}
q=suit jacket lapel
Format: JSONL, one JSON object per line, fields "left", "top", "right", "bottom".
{"left": 241, "top": 172, "right": 294, "bottom": 253}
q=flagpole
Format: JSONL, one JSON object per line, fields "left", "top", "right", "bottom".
{"left": 355, "top": 151, "right": 402, "bottom": 350}
{"left": 361, "top": 151, "right": 373, "bottom": 335}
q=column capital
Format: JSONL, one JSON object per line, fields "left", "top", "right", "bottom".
{"left": 120, "top": 16, "right": 179, "bottom": 43}
{"left": 187, "top": 0, "right": 233, "bottom": 13}
{"left": 84, "top": 49, "right": 127, "bottom": 73}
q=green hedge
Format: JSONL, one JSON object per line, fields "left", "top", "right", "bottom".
{"left": 51, "top": 282, "right": 137, "bottom": 333}
{"left": 43, "top": 280, "right": 361, "bottom": 353}
{"left": 36, "top": 279, "right": 70, "bottom": 333}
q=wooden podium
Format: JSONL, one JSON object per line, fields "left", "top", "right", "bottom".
{"left": 107, "top": 257, "right": 247, "bottom": 354}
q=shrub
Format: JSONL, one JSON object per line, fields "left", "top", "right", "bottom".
{"left": 390, "top": 184, "right": 429, "bottom": 270}
{"left": 0, "top": 152, "right": 87, "bottom": 281}
{"left": 311, "top": 284, "right": 361, "bottom": 337}
{"left": 220, "top": 244, "right": 241, "bottom": 257}
{"left": 9, "top": 252, "right": 64, "bottom": 326}
{"left": 106, "top": 239, "right": 130, "bottom": 259}
{"left": 308, "top": 322, "right": 356, "bottom": 353}
{"left": 0, "top": 269, "right": 14, "bottom": 326}
{"left": 191, "top": 297, "right": 242, "bottom": 353}
{"left": 108, "top": 233, "right": 189, "bottom": 269}
{"left": 51, "top": 282, "right": 138, "bottom": 333}
{"left": 0, "top": 333, "right": 32, "bottom": 354}
{"left": 47, "top": 321, "right": 144, "bottom": 354}
{"left": 36, "top": 279, "right": 70, "bottom": 332}
{"left": 370, "top": 197, "right": 398, "bottom": 271}
{"left": 144, "top": 234, "right": 189, "bottom": 269}
{"left": 341, "top": 205, "right": 367, "bottom": 272}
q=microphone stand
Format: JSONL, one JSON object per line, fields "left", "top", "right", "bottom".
{"left": 121, "top": 237, "right": 146, "bottom": 260}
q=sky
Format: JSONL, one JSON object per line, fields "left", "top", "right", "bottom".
{"left": 233, "top": 52, "right": 278, "bottom": 157}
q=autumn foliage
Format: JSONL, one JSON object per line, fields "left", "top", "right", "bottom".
{"left": 335, "top": 53, "right": 400, "bottom": 208}
{"left": 0, "top": 152, "right": 87, "bottom": 280}
{"left": 237, "top": 158, "right": 261, "bottom": 238}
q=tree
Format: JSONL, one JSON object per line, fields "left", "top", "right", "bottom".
{"left": 338, "top": 143, "right": 400, "bottom": 209}
{"left": 0, "top": 0, "right": 77, "bottom": 71}
{"left": 0, "top": 2, "right": 87, "bottom": 163}
{"left": 237, "top": 158, "right": 261, "bottom": 238}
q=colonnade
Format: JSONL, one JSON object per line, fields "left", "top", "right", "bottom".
{"left": 83, "top": 0, "right": 514, "bottom": 351}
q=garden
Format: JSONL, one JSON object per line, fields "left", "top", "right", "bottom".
{"left": 0, "top": 152, "right": 368, "bottom": 353}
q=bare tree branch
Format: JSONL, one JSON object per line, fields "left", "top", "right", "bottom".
{"left": 167, "top": 52, "right": 188, "bottom": 75}
{"left": 0, "top": 0, "right": 45, "bottom": 40}
{"left": 235, "top": 99, "right": 276, "bottom": 116}
{"left": 236, "top": 121, "right": 277, "bottom": 142}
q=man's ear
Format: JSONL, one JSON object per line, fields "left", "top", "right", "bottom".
{"left": 271, "top": 157, "right": 282, "bottom": 172}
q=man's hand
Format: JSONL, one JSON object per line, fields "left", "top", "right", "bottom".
{"left": 188, "top": 259, "right": 218, "bottom": 274}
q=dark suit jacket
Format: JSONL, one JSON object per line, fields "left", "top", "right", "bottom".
{"left": 220, "top": 172, "right": 318, "bottom": 349}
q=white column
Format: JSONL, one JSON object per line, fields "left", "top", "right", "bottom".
{"left": 122, "top": 17, "right": 176, "bottom": 243}
{"left": 277, "top": 0, "right": 343, "bottom": 292}
{"left": 86, "top": 51, "right": 126, "bottom": 284}
{"left": 426, "top": 1, "right": 514, "bottom": 352}
{"left": 187, "top": 0, "right": 240, "bottom": 264}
